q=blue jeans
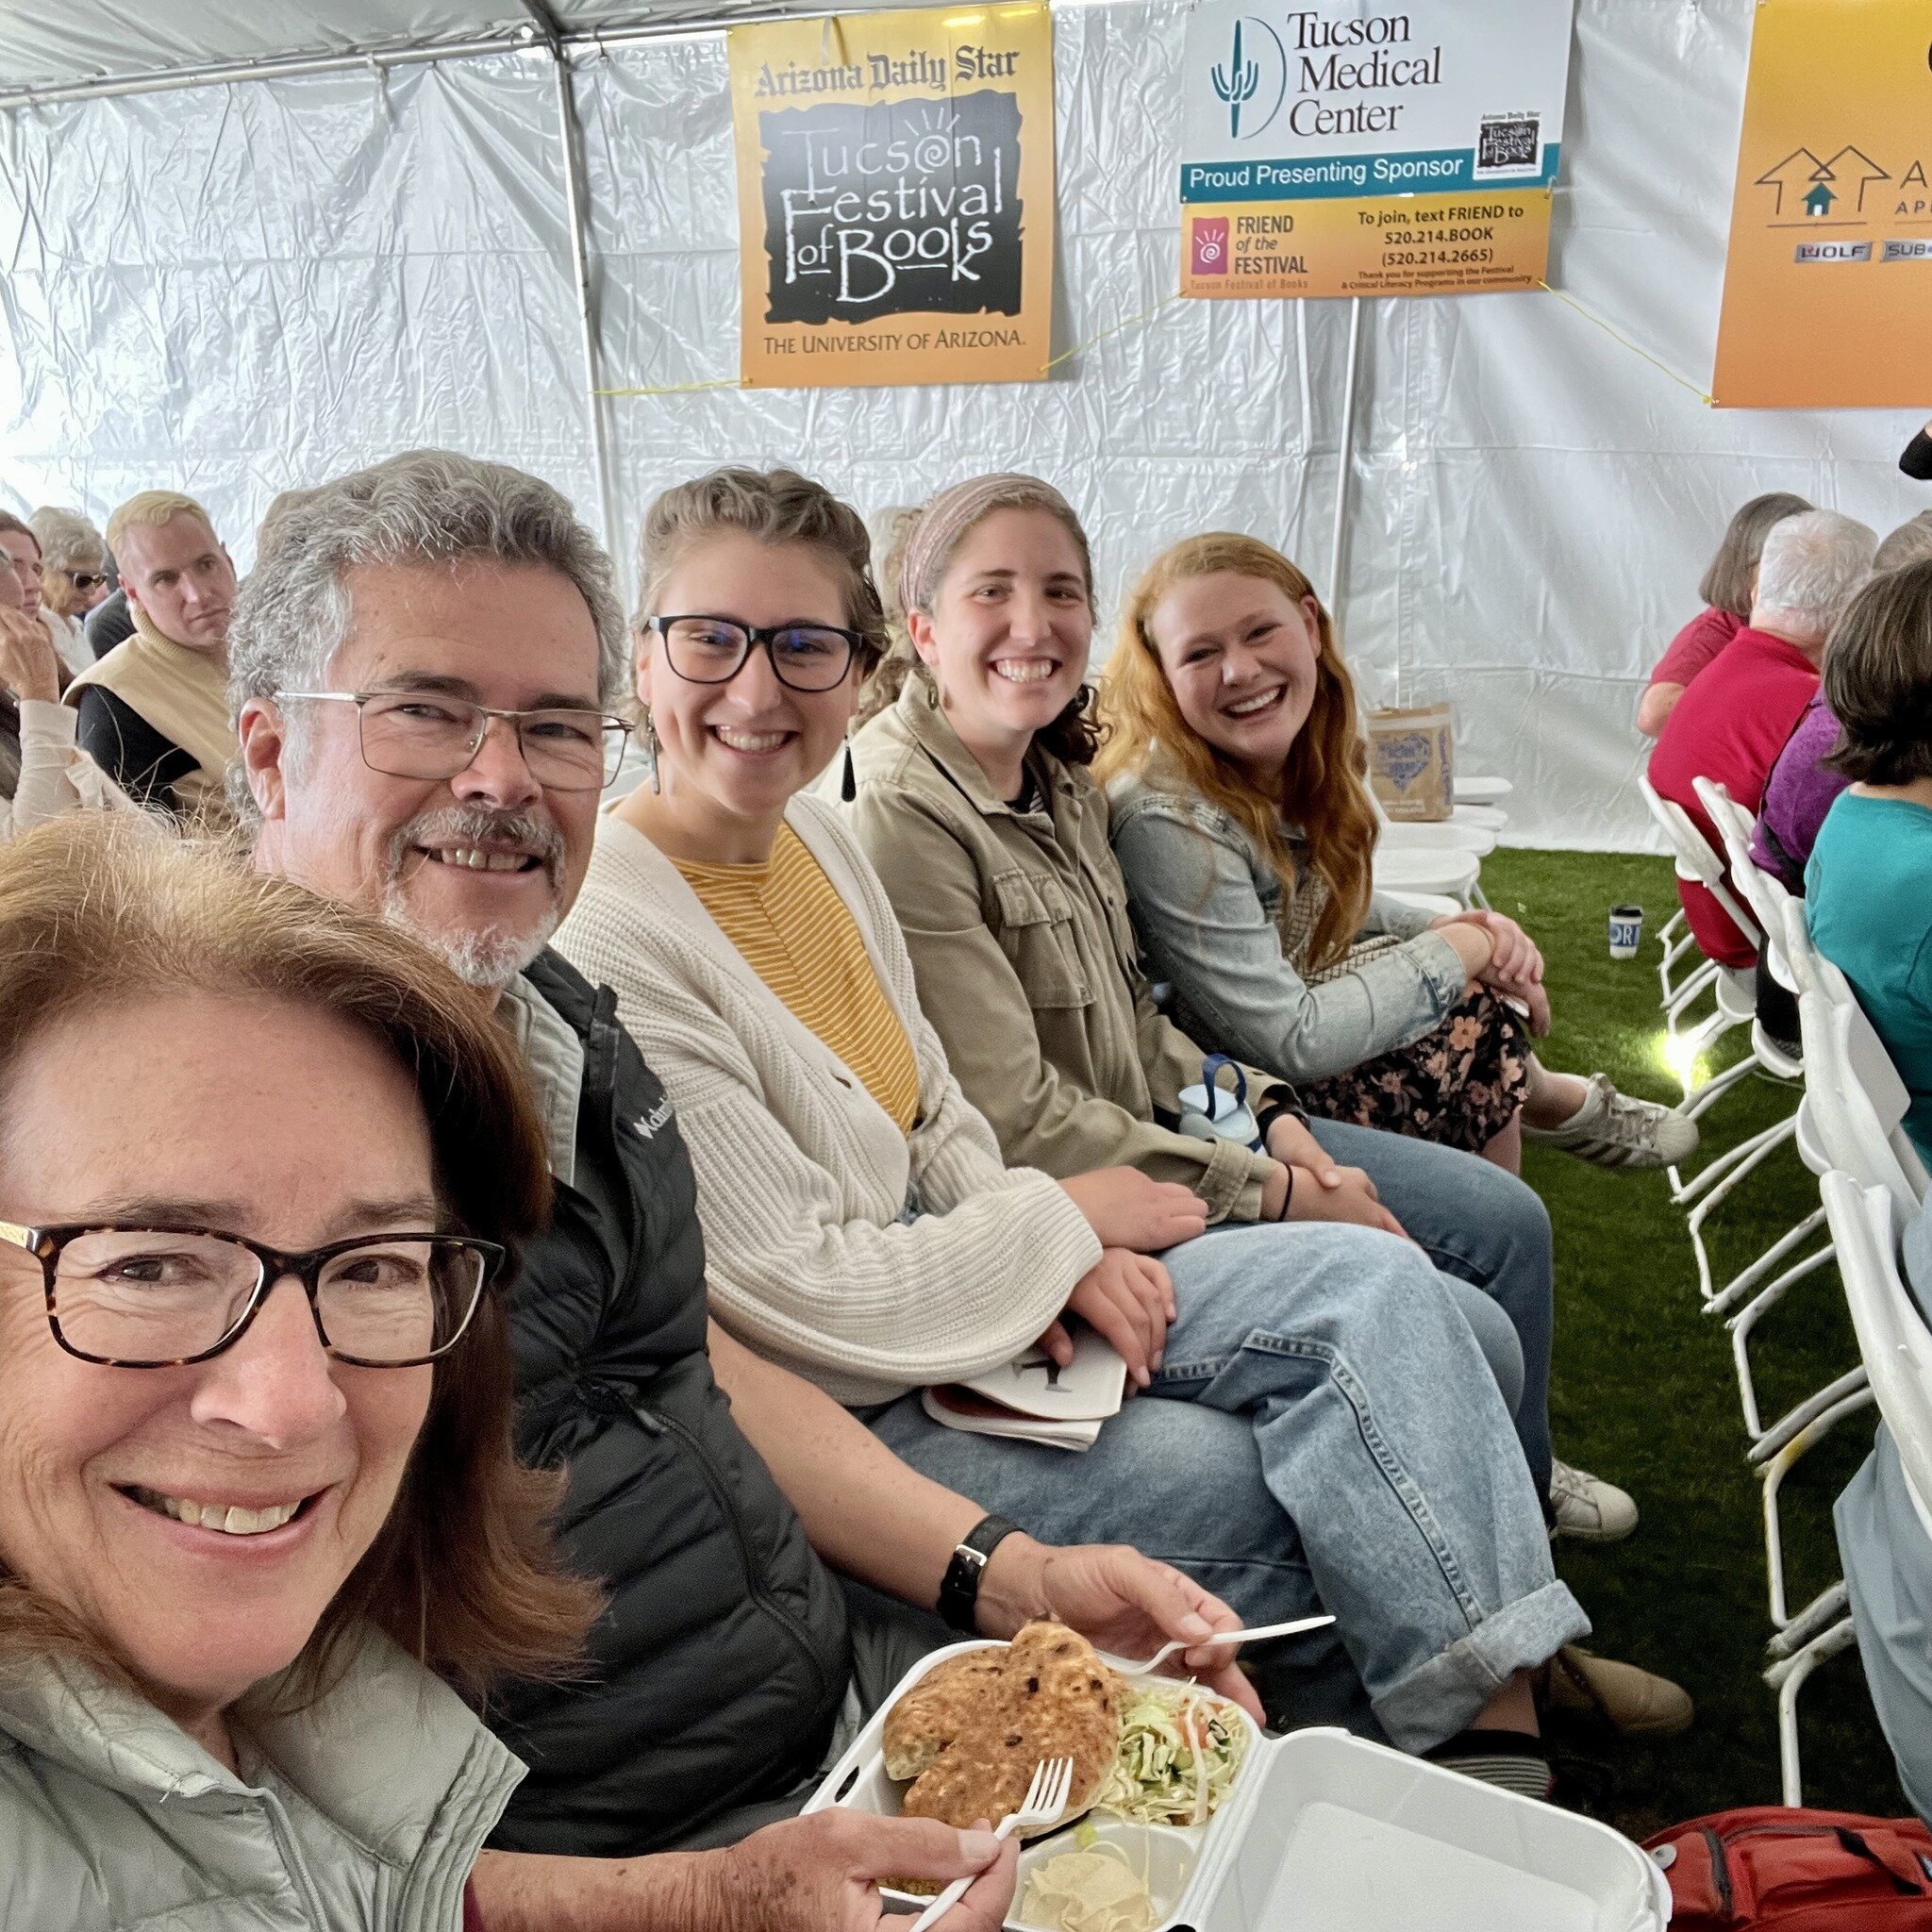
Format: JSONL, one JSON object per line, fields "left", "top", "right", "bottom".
{"left": 1304, "top": 1117, "right": 1555, "bottom": 1492}
{"left": 872, "top": 1219, "right": 1588, "bottom": 1753}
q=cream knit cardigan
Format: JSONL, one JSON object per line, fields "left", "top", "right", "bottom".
{"left": 556, "top": 792, "right": 1103, "bottom": 1406}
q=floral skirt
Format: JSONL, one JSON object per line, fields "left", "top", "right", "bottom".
{"left": 1297, "top": 984, "right": 1530, "bottom": 1155}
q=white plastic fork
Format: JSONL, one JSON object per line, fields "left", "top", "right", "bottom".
{"left": 906, "top": 1755, "right": 1074, "bottom": 1931}
{"left": 1110, "top": 1611, "right": 1337, "bottom": 1676}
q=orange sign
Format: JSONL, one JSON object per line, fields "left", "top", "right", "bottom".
{"left": 1713, "top": 0, "right": 1932, "bottom": 408}
{"left": 727, "top": 6, "right": 1056, "bottom": 389}
{"left": 1182, "top": 191, "right": 1555, "bottom": 300}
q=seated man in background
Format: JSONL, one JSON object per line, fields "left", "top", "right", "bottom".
{"left": 1807, "top": 557, "right": 1932, "bottom": 1169}
{"left": 232, "top": 448, "right": 1256, "bottom": 1931}
{"left": 1751, "top": 514, "right": 1932, "bottom": 896}
{"left": 84, "top": 583, "right": 135, "bottom": 659}
{"left": 26, "top": 506, "right": 108, "bottom": 672}
{"left": 65, "top": 491, "right": 238, "bottom": 821}
{"left": 1649, "top": 508, "right": 1874, "bottom": 982}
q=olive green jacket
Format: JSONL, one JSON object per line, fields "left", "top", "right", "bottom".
{"left": 846, "top": 681, "right": 1280, "bottom": 1224}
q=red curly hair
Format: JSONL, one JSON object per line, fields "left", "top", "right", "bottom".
{"left": 1097, "top": 533, "right": 1378, "bottom": 974}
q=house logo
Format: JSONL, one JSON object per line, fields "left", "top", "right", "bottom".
{"left": 1191, "top": 216, "right": 1231, "bottom": 275}
{"left": 1207, "top": 16, "right": 1286, "bottom": 142}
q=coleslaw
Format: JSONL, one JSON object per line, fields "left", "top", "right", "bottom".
{"left": 1089, "top": 1679, "right": 1247, "bottom": 1827}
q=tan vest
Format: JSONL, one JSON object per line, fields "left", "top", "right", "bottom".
{"left": 63, "top": 604, "right": 236, "bottom": 824}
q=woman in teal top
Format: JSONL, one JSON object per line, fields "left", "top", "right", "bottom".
{"left": 1805, "top": 558, "right": 1932, "bottom": 1163}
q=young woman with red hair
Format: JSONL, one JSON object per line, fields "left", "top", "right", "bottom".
{"left": 1098, "top": 532, "right": 1694, "bottom": 1176}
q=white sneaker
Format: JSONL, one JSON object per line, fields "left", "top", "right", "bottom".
{"left": 1549, "top": 1459, "right": 1639, "bottom": 1542}
{"left": 1522, "top": 1072, "right": 1699, "bottom": 1170}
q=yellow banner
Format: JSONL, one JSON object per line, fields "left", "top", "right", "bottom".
{"left": 1713, "top": 0, "right": 1932, "bottom": 408}
{"left": 1180, "top": 189, "right": 1555, "bottom": 299}
{"left": 728, "top": 5, "right": 1056, "bottom": 389}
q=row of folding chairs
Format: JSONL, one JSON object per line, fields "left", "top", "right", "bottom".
{"left": 1641, "top": 774, "right": 1928, "bottom": 1802}
{"left": 1370, "top": 773, "right": 1510, "bottom": 912}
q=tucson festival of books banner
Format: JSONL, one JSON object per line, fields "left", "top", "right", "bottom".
{"left": 727, "top": 5, "right": 1057, "bottom": 388}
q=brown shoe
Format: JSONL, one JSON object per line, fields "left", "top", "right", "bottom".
{"left": 1541, "top": 1645, "right": 1693, "bottom": 1736}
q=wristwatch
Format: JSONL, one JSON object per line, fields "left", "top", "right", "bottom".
{"left": 937, "top": 1514, "right": 1024, "bottom": 1633}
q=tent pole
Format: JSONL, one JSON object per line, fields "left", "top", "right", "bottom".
{"left": 0, "top": 37, "right": 524, "bottom": 109}
{"left": 546, "top": 46, "right": 620, "bottom": 571}
{"left": 1326, "top": 294, "right": 1364, "bottom": 626}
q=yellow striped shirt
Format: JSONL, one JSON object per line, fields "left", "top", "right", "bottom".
{"left": 675, "top": 824, "right": 921, "bottom": 1134}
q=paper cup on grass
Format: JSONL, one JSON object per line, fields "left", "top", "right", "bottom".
{"left": 1608, "top": 905, "right": 1644, "bottom": 960}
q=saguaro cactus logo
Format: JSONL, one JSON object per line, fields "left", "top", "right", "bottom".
{"left": 1212, "top": 20, "right": 1260, "bottom": 138}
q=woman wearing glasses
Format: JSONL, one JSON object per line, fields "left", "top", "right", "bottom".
{"left": 0, "top": 813, "right": 597, "bottom": 1928}
{"left": 553, "top": 470, "right": 1606, "bottom": 1792}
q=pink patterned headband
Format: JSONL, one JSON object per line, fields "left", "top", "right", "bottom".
{"left": 895, "top": 473, "right": 1083, "bottom": 619}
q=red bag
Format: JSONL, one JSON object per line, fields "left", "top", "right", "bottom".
{"left": 1644, "top": 1807, "right": 1932, "bottom": 1929}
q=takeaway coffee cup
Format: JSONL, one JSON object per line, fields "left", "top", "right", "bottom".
{"left": 1179, "top": 1053, "right": 1264, "bottom": 1152}
{"left": 1608, "top": 904, "right": 1644, "bottom": 960}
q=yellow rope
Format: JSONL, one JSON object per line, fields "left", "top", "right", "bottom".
{"left": 1040, "top": 291, "right": 1184, "bottom": 375}
{"left": 593, "top": 375, "right": 741, "bottom": 398}
{"left": 1537, "top": 280, "right": 1713, "bottom": 407}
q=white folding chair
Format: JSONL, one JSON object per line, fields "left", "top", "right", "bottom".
{"left": 1682, "top": 782, "right": 1832, "bottom": 1370}
{"left": 1792, "top": 907, "right": 1931, "bottom": 1214}
{"left": 1640, "top": 773, "right": 1728, "bottom": 1014}
{"left": 1757, "top": 941, "right": 1930, "bottom": 1798}
{"left": 1370, "top": 824, "right": 1481, "bottom": 906}
{"left": 1799, "top": 1173, "right": 1932, "bottom": 1807}
{"left": 1638, "top": 775, "right": 1760, "bottom": 1120}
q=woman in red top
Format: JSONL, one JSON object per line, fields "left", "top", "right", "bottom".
{"left": 1636, "top": 491, "right": 1811, "bottom": 737}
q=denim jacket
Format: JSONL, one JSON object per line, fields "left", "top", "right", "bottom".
{"left": 1108, "top": 771, "right": 1467, "bottom": 1086}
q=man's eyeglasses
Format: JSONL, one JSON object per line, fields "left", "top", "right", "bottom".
{"left": 276, "top": 691, "right": 631, "bottom": 792}
{"left": 646, "top": 615, "right": 865, "bottom": 694}
{"left": 0, "top": 1220, "right": 502, "bottom": 1368}
{"left": 60, "top": 571, "right": 107, "bottom": 592}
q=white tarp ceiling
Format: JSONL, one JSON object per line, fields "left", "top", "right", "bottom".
{"left": 3, "top": 0, "right": 1925, "bottom": 849}
{"left": 0, "top": 0, "right": 818, "bottom": 100}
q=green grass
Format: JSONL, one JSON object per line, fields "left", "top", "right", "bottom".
{"left": 1488, "top": 848, "right": 1899, "bottom": 1838}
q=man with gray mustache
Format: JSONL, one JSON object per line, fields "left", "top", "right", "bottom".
{"left": 232, "top": 450, "right": 1250, "bottom": 1932}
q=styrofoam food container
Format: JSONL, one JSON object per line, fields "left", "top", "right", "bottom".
{"left": 805, "top": 1641, "right": 1672, "bottom": 1931}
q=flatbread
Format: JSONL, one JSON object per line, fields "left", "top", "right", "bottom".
{"left": 890, "top": 1622, "right": 1121, "bottom": 1838}
{"left": 883, "top": 1648, "right": 1011, "bottom": 1779}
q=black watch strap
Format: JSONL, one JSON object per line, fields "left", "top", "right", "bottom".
{"left": 937, "top": 1514, "right": 1024, "bottom": 1633}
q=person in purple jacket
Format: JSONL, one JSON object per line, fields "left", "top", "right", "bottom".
{"left": 1752, "top": 514, "right": 1932, "bottom": 893}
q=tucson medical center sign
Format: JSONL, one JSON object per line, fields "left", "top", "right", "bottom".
{"left": 1179, "top": 0, "right": 1574, "bottom": 299}
{"left": 728, "top": 5, "right": 1055, "bottom": 388}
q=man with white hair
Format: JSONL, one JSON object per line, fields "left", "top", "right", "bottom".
{"left": 233, "top": 449, "right": 1260, "bottom": 1930}
{"left": 1649, "top": 506, "right": 1876, "bottom": 969}
{"left": 64, "top": 490, "right": 239, "bottom": 819}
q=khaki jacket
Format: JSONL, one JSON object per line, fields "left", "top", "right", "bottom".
{"left": 846, "top": 682, "right": 1281, "bottom": 1224}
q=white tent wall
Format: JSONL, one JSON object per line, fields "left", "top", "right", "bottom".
{"left": 2, "top": 0, "right": 1924, "bottom": 848}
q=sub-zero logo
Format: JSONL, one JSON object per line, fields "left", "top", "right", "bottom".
{"left": 1192, "top": 216, "right": 1231, "bottom": 275}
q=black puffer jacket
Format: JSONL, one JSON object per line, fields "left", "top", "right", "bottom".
{"left": 485, "top": 951, "right": 852, "bottom": 1857}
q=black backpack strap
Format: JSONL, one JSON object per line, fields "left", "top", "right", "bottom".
{"left": 1834, "top": 1826, "right": 1926, "bottom": 1894}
